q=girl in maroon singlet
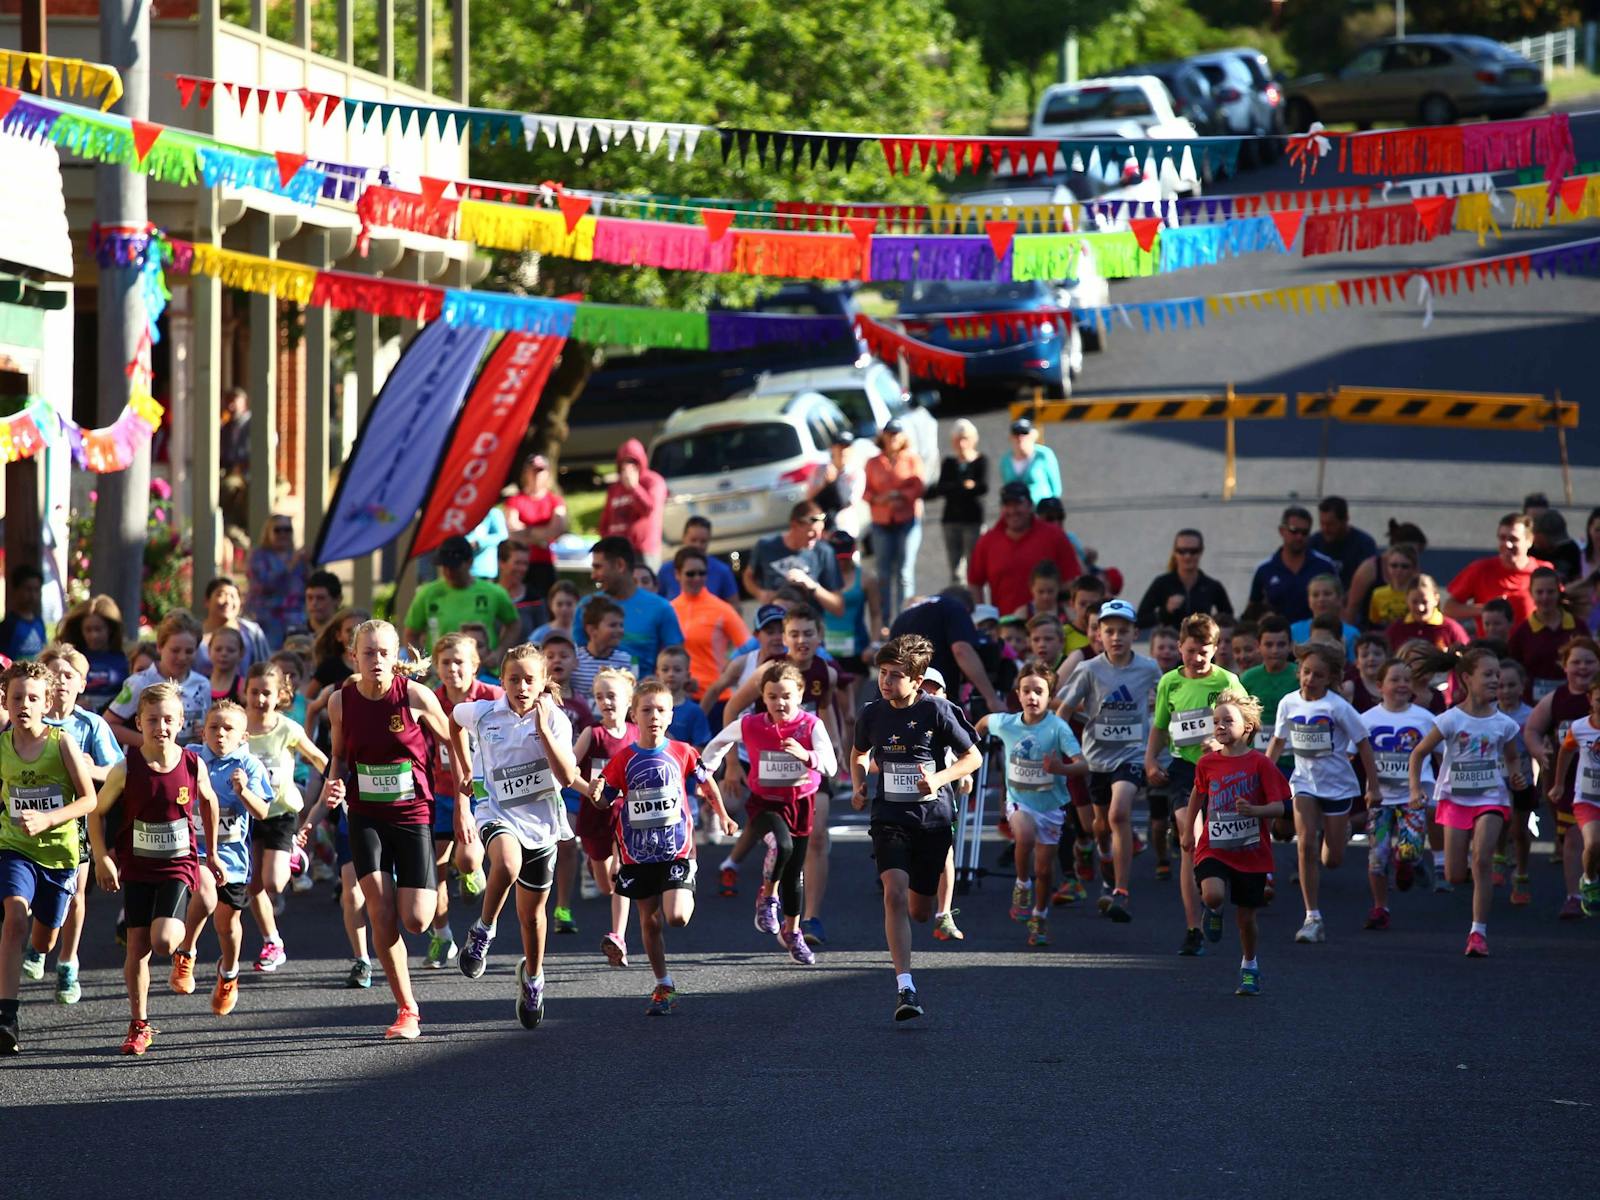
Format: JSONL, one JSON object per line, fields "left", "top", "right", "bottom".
{"left": 320, "top": 620, "right": 451, "bottom": 1041}
{"left": 1524, "top": 635, "right": 1600, "bottom": 918}
{"left": 570, "top": 667, "right": 638, "bottom": 969}
{"left": 88, "top": 681, "right": 222, "bottom": 1056}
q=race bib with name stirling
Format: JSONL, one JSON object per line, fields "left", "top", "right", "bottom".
{"left": 882, "top": 762, "right": 929, "bottom": 802}
{"left": 756, "top": 750, "right": 808, "bottom": 787}
{"left": 1288, "top": 724, "right": 1334, "bottom": 757}
{"left": 626, "top": 786, "right": 680, "bottom": 827}
{"left": 1206, "top": 811, "right": 1259, "bottom": 849}
{"left": 356, "top": 762, "right": 415, "bottom": 803}
{"left": 133, "top": 817, "right": 190, "bottom": 858}
{"left": 492, "top": 760, "right": 556, "bottom": 807}
{"left": 7, "top": 784, "right": 65, "bottom": 819}
{"left": 216, "top": 811, "right": 249, "bottom": 843}
{"left": 1008, "top": 758, "right": 1050, "bottom": 789}
{"left": 1170, "top": 709, "right": 1213, "bottom": 748}
{"left": 1450, "top": 759, "right": 1497, "bottom": 796}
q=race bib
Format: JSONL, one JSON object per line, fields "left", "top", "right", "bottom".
{"left": 883, "top": 763, "right": 928, "bottom": 801}
{"left": 1450, "top": 758, "right": 1497, "bottom": 796}
{"left": 1094, "top": 717, "right": 1144, "bottom": 744}
{"left": 756, "top": 750, "right": 808, "bottom": 787}
{"left": 1008, "top": 757, "right": 1050, "bottom": 789}
{"left": 217, "top": 810, "right": 248, "bottom": 844}
{"left": 1288, "top": 724, "right": 1334, "bottom": 757}
{"left": 824, "top": 628, "right": 856, "bottom": 656}
{"left": 1557, "top": 722, "right": 1573, "bottom": 745}
{"left": 1533, "top": 677, "right": 1561, "bottom": 701}
{"left": 491, "top": 759, "right": 556, "bottom": 807}
{"left": 7, "top": 784, "right": 65, "bottom": 819}
{"left": 1579, "top": 763, "right": 1600, "bottom": 805}
{"left": 182, "top": 696, "right": 207, "bottom": 738}
{"left": 588, "top": 755, "right": 609, "bottom": 784}
{"left": 267, "top": 760, "right": 291, "bottom": 795}
{"left": 439, "top": 744, "right": 452, "bottom": 771}
{"left": 133, "top": 817, "right": 190, "bottom": 858}
{"left": 1169, "top": 708, "right": 1213, "bottom": 748}
{"left": 626, "top": 786, "right": 680, "bottom": 828}
{"left": 356, "top": 762, "right": 415, "bottom": 803}
{"left": 1252, "top": 729, "right": 1274, "bottom": 753}
{"left": 1206, "top": 811, "right": 1258, "bottom": 849}
{"left": 1375, "top": 752, "right": 1410, "bottom": 782}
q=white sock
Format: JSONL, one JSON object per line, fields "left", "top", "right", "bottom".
{"left": 720, "top": 856, "right": 737, "bottom": 872}
{"left": 1433, "top": 850, "right": 1445, "bottom": 868}
{"left": 656, "top": 973, "right": 674, "bottom": 989}
{"left": 1032, "top": 906, "right": 1047, "bottom": 918}
{"left": 1470, "top": 921, "right": 1487, "bottom": 935}
{"left": 532, "top": 971, "right": 544, "bottom": 986}
{"left": 934, "top": 910, "right": 949, "bottom": 920}
{"left": 59, "top": 957, "right": 78, "bottom": 970}
{"left": 434, "top": 921, "right": 452, "bottom": 938}
{"left": 896, "top": 972, "right": 914, "bottom": 992}
{"left": 1016, "top": 877, "right": 1031, "bottom": 889}
{"left": 1241, "top": 957, "right": 1258, "bottom": 970}
{"left": 355, "top": 955, "right": 370, "bottom": 964}
{"left": 1307, "top": 909, "right": 1322, "bottom": 921}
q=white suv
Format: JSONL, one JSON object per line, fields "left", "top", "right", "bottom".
{"left": 749, "top": 361, "right": 939, "bottom": 480}
{"left": 651, "top": 392, "right": 857, "bottom": 556}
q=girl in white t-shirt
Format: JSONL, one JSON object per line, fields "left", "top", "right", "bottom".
{"left": 1265, "top": 642, "right": 1381, "bottom": 946}
{"left": 1550, "top": 682, "right": 1600, "bottom": 916}
{"left": 1408, "top": 646, "right": 1527, "bottom": 958}
{"left": 1358, "top": 659, "right": 1438, "bottom": 929}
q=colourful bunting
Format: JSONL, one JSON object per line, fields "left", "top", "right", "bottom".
{"left": 1269, "top": 209, "right": 1305, "bottom": 251}
{"left": 130, "top": 119, "right": 161, "bottom": 163}
{"left": 1130, "top": 218, "right": 1162, "bottom": 254}
{"left": 985, "top": 220, "right": 1017, "bottom": 260}
{"left": 701, "top": 208, "right": 735, "bottom": 243}
{"left": 557, "top": 192, "right": 592, "bottom": 234}
{"left": 854, "top": 315, "right": 965, "bottom": 388}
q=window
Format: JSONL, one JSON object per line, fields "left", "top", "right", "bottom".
{"left": 815, "top": 386, "right": 875, "bottom": 431}
{"left": 1041, "top": 86, "right": 1153, "bottom": 124}
{"left": 651, "top": 423, "right": 803, "bottom": 478}
{"left": 1344, "top": 47, "right": 1383, "bottom": 76}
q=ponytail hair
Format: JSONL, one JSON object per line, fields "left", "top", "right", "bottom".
{"left": 352, "top": 619, "right": 431, "bottom": 681}
{"left": 1411, "top": 643, "right": 1499, "bottom": 690}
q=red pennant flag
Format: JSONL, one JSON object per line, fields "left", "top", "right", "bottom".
{"left": 419, "top": 176, "right": 450, "bottom": 206}
{"left": 1269, "top": 209, "right": 1304, "bottom": 250}
{"left": 255, "top": 88, "right": 270, "bottom": 113}
{"left": 1559, "top": 176, "right": 1587, "bottom": 215}
{"left": 130, "top": 120, "right": 162, "bottom": 164}
{"left": 701, "top": 208, "right": 736, "bottom": 243}
{"left": 198, "top": 80, "right": 215, "bottom": 107}
{"left": 321, "top": 93, "right": 342, "bottom": 125}
{"left": 0, "top": 87, "right": 19, "bottom": 120}
{"left": 1130, "top": 217, "right": 1161, "bottom": 253}
{"left": 844, "top": 217, "right": 875, "bottom": 249}
{"left": 557, "top": 193, "right": 591, "bottom": 234}
{"left": 915, "top": 141, "right": 933, "bottom": 171}
{"left": 236, "top": 85, "right": 252, "bottom": 116}
{"left": 274, "top": 89, "right": 288, "bottom": 112}
{"left": 296, "top": 88, "right": 319, "bottom": 114}
{"left": 175, "top": 76, "right": 198, "bottom": 108}
{"left": 985, "top": 219, "right": 1018, "bottom": 260}
{"left": 274, "top": 151, "right": 307, "bottom": 188}
{"left": 1410, "top": 196, "right": 1449, "bottom": 236}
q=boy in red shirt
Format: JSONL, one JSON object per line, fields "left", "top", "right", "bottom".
{"left": 1191, "top": 688, "right": 1290, "bottom": 996}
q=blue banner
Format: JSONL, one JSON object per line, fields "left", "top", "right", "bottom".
{"left": 312, "top": 319, "right": 492, "bottom": 564}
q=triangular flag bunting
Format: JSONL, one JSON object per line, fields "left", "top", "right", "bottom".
{"left": 985, "top": 220, "right": 1018, "bottom": 260}
{"left": 1130, "top": 217, "right": 1161, "bottom": 253}
{"left": 701, "top": 208, "right": 736, "bottom": 243}
{"left": 176, "top": 76, "right": 198, "bottom": 108}
{"left": 274, "top": 151, "right": 307, "bottom": 188}
{"left": 557, "top": 193, "right": 591, "bottom": 233}
{"left": 844, "top": 217, "right": 876, "bottom": 249}
{"left": 419, "top": 176, "right": 449, "bottom": 205}
{"left": 0, "top": 87, "right": 18, "bottom": 121}
{"left": 198, "top": 80, "right": 215, "bottom": 107}
{"left": 1560, "top": 176, "right": 1587, "bottom": 215}
{"left": 130, "top": 120, "right": 162, "bottom": 164}
{"left": 1269, "top": 209, "right": 1304, "bottom": 250}
{"left": 1411, "top": 196, "right": 1449, "bottom": 236}
{"left": 236, "top": 85, "right": 252, "bottom": 116}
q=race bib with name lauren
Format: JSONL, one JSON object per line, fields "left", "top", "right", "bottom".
{"left": 883, "top": 762, "right": 929, "bottom": 802}
{"left": 492, "top": 760, "right": 556, "bottom": 807}
{"left": 1450, "top": 759, "right": 1498, "bottom": 796}
{"left": 755, "top": 750, "right": 808, "bottom": 787}
{"left": 356, "top": 762, "right": 415, "bottom": 804}
{"left": 7, "top": 784, "right": 65, "bottom": 819}
{"left": 1206, "top": 811, "right": 1259, "bottom": 849}
{"left": 1288, "top": 724, "right": 1334, "bottom": 757}
{"left": 1169, "top": 709, "right": 1213, "bottom": 748}
{"left": 626, "top": 786, "right": 680, "bottom": 828}
{"left": 133, "top": 817, "right": 190, "bottom": 858}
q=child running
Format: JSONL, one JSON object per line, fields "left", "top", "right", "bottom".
{"left": 0, "top": 662, "right": 97, "bottom": 1052}
{"left": 1408, "top": 646, "right": 1526, "bottom": 956}
{"left": 1550, "top": 682, "right": 1600, "bottom": 915}
{"left": 571, "top": 667, "right": 638, "bottom": 967}
{"left": 852, "top": 635, "right": 982, "bottom": 1021}
{"left": 701, "top": 661, "right": 836, "bottom": 965}
{"left": 591, "top": 679, "right": 738, "bottom": 1015}
{"left": 1191, "top": 689, "right": 1289, "bottom": 996}
{"left": 89, "top": 681, "right": 223, "bottom": 1055}
{"left": 1264, "top": 642, "right": 1381, "bottom": 944}
{"left": 540, "top": 631, "right": 593, "bottom": 935}
{"left": 171, "top": 702, "right": 274, "bottom": 1015}
{"left": 1358, "top": 659, "right": 1438, "bottom": 929}
{"left": 978, "top": 659, "right": 1087, "bottom": 946}
{"left": 105, "top": 611, "right": 211, "bottom": 750}
{"left": 450, "top": 643, "right": 579, "bottom": 1028}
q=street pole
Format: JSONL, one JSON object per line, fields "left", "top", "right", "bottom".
{"left": 90, "top": 0, "right": 151, "bottom": 626}
{"left": 1396, "top": 0, "right": 1405, "bottom": 39}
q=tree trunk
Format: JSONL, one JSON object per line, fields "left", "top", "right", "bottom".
{"left": 525, "top": 340, "right": 602, "bottom": 476}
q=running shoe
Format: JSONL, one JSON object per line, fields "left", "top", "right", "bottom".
{"left": 289, "top": 871, "right": 314, "bottom": 894}
{"left": 516, "top": 959, "right": 545, "bottom": 1029}
{"left": 385, "top": 1006, "right": 421, "bottom": 1039}
{"left": 553, "top": 906, "right": 578, "bottom": 935}
{"left": 120, "top": 1019, "right": 155, "bottom": 1056}
{"left": 719, "top": 866, "right": 738, "bottom": 897}
{"left": 1262, "top": 875, "right": 1276, "bottom": 905}
{"left": 1009, "top": 880, "right": 1033, "bottom": 921}
{"left": 893, "top": 987, "right": 923, "bottom": 1021}
{"left": 1179, "top": 928, "right": 1205, "bottom": 956}
{"left": 310, "top": 860, "right": 337, "bottom": 884}
{"left": 1073, "top": 840, "right": 1096, "bottom": 883}
{"left": 169, "top": 950, "right": 196, "bottom": 995}
{"left": 933, "top": 911, "right": 964, "bottom": 941}
{"left": 1395, "top": 858, "right": 1415, "bottom": 892}
{"left": 1154, "top": 862, "right": 1172, "bottom": 882}
{"left": 1582, "top": 877, "right": 1600, "bottom": 915}
{"left": 780, "top": 929, "right": 817, "bottom": 965}
{"left": 1510, "top": 875, "right": 1532, "bottom": 906}
{"left": 1294, "top": 915, "right": 1326, "bottom": 944}
{"left": 424, "top": 929, "right": 457, "bottom": 969}
{"left": 1026, "top": 915, "right": 1050, "bottom": 947}
{"left": 20, "top": 948, "right": 44, "bottom": 982}
{"left": 762, "top": 833, "right": 778, "bottom": 883}
{"left": 346, "top": 959, "right": 372, "bottom": 989}
{"left": 461, "top": 867, "right": 486, "bottom": 897}
{"left": 1107, "top": 891, "right": 1132, "bottom": 923}
{"left": 754, "top": 894, "right": 781, "bottom": 935}
{"left": 1051, "top": 879, "right": 1086, "bottom": 906}
{"left": 1202, "top": 904, "right": 1224, "bottom": 943}
{"left": 55, "top": 962, "right": 80, "bottom": 1005}
{"left": 579, "top": 871, "right": 600, "bottom": 900}
{"left": 459, "top": 921, "right": 494, "bottom": 980}
{"left": 647, "top": 984, "right": 677, "bottom": 1016}
{"left": 1132, "top": 829, "right": 1148, "bottom": 857}
{"left": 211, "top": 969, "right": 239, "bottom": 1016}
{"left": 1364, "top": 906, "right": 1391, "bottom": 931}
{"left": 1235, "top": 966, "right": 1261, "bottom": 996}
{"left": 1560, "top": 895, "right": 1585, "bottom": 921}
{"left": 1433, "top": 874, "right": 1453, "bottom": 895}
{"left": 799, "top": 917, "right": 827, "bottom": 946}
{"left": 1096, "top": 884, "right": 1114, "bottom": 915}
{"left": 254, "top": 940, "right": 287, "bottom": 973}
{"left": 601, "top": 931, "right": 629, "bottom": 968}
{"left": 1464, "top": 931, "right": 1489, "bottom": 958}
{"left": 0, "top": 1014, "right": 17, "bottom": 1053}
{"left": 1492, "top": 853, "right": 1508, "bottom": 888}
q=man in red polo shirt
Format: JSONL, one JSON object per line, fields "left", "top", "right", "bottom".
{"left": 1445, "top": 512, "right": 1551, "bottom": 633}
{"left": 967, "top": 482, "right": 1082, "bottom": 616}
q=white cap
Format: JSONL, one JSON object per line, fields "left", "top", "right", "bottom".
{"left": 921, "top": 667, "right": 946, "bottom": 691}
{"left": 973, "top": 604, "right": 1000, "bottom": 625}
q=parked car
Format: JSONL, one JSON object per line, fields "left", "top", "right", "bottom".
{"left": 1285, "top": 35, "right": 1546, "bottom": 131}
{"left": 1220, "top": 46, "right": 1286, "bottom": 137}
{"left": 897, "top": 279, "right": 1094, "bottom": 398}
{"left": 747, "top": 361, "right": 940, "bottom": 477}
{"left": 1112, "top": 61, "right": 1224, "bottom": 136}
{"left": 1185, "top": 51, "right": 1281, "bottom": 167}
{"left": 650, "top": 392, "right": 857, "bottom": 556}
{"left": 1031, "top": 77, "right": 1202, "bottom": 192}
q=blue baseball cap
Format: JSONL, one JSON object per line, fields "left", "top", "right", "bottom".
{"left": 1098, "top": 599, "right": 1136, "bottom": 624}
{"left": 755, "top": 604, "right": 787, "bottom": 630}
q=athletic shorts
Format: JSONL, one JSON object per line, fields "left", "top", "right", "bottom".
{"left": 869, "top": 821, "right": 952, "bottom": 897}
{"left": 334, "top": 813, "right": 351, "bottom": 868}
{"left": 1166, "top": 758, "right": 1197, "bottom": 810}
{"left": 123, "top": 878, "right": 191, "bottom": 928}
{"left": 216, "top": 880, "right": 249, "bottom": 910}
{"left": 575, "top": 797, "right": 614, "bottom": 862}
{"left": 561, "top": 787, "right": 584, "bottom": 817}
{"left": 1193, "top": 858, "right": 1267, "bottom": 909}
{"left": 0, "top": 849, "right": 77, "bottom": 930}
{"left": 433, "top": 792, "right": 457, "bottom": 839}
{"left": 1295, "top": 793, "right": 1355, "bottom": 818}
{"left": 1512, "top": 786, "right": 1540, "bottom": 815}
{"left": 255, "top": 813, "right": 298, "bottom": 854}
{"left": 613, "top": 857, "right": 696, "bottom": 900}
{"left": 481, "top": 823, "right": 559, "bottom": 891}
{"left": 1435, "top": 798, "right": 1511, "bottom": 831}
{"left": 1089, "top": 764, "right": 1144, "bottom": 807}
{"left": 1574, "top": 801, "right": 1600, "bottom": 828}
{"left": 1146, "top": 781, "right": 1172, "bottom": 821}
{"left": 347, "top": 814, "right": 437, "bottom": 891}
{"left": 1005, "top": 799, "right": 1065, "bottom": 846}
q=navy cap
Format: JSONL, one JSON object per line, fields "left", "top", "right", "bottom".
{"left": 755, "top": 603, "right": 787, "bottom": 630}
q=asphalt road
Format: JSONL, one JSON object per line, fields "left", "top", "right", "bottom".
{"left": 2, "top": 815, "right": 1596, "bottom": 1198}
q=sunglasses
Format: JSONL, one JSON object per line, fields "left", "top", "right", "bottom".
{"left": 1174, "top": 546, "right": 1202, "bottom": 556}
{"left": 1283, "top": 526, "right": 1311, "bottom": 536}
{"left": 681, "top": 569, "right": 707, "bottom": 578}
{"left": 273, "top": 525, "right": 293, "bottom": 534}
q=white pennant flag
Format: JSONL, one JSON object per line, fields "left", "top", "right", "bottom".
{"left": 519, "top": 115, "right": 539, "bottom": 150}
{"left": 558, "top": 117, "right": 576, "bottom": 151}
{"left": 574, "top": 120, "right": 593, "bottom": 153}
{"left": 595, "top": 123, "right": 611, "bottom": 151}
{"left": 646, "top": 124, "right": 666, "bottom": 154}
{"left": 1178, "top": 146, "right": 1197, "bottom": 184}
{"left": 1142, "top": 149, "right": 1158, "bottom": 181}
{"left": 540, "top": 118, "right": 558, "bottom": 148}
{"left": 683, "top": 127, "right": 701, "bottom": 159}
{"left": 1086, "top": 147, "right": 1102, "bottom": 177}
{"left": 666, "top": 127, "right": 683, "bottom": 161}
{"left": 630, "top": 122, "right": 648, "bottom": 151}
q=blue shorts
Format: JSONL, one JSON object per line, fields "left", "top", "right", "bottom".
{"left": 335, "top": 813, "right": 352, "bottom": 868}
{"left": 0, "top": 849, "right": 78, "bottom": 929}
{"left": 562, "top": 787, "right": 583, "bottom": 817}
{"left": 433, "top": 793, "right": 456, "bottom": 838}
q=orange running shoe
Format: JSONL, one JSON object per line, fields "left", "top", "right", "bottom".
{"left": 120, "top": 1020, "right": 156, "bottom": 1055}
{"left": 211, "top": 969, "right": 239, "bottom": 1016}
{"left": 385, "top": 1006, "right": 421, "bottom": 1040}
{"left": 169, "top": 950, "right": 195, "bottom": 995}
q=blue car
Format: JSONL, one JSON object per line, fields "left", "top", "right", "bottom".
{"left": 896, "top": 279, "right": 1086, "bottom": 397}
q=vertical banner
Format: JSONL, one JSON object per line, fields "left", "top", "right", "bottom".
{"left": 312, "top": 319, "right": 492, "bottom": 564}
{"left": 408, "top": 329, "right": 568, "bottom": 559}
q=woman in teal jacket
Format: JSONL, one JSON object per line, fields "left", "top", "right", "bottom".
{"left": 999, "top": 418, "right": 1061, "bottom": 503}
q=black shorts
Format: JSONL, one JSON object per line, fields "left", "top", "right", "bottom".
{"left": 614, "top": 857, "right": 697, "bottom": 900}
{"left": 870, "top": 821, "right": 952, "bottom": 897}
{"left": 1146, "top": 783, "right": 1172, "bottom": 821}
{"left": 217, "top": 881, "right": 249, "bottom": 910}
{"left": 482, "top": 823, "right": 559, "bottom": 891}
{"left": 255, "top": 813, "right": 299, "bottom": 854}
{"left": 1089, "top": 763, "right": 1144, "bottom": 807}
{"left": 123, "top": 879, "right": 191, "bottom": 928}
{"left": 1512, "top": 785, "right": 1539, "bottom": 815}
{"left": 1194, "top": 858, "right": 1268, "bottom": 909}
{"left": 1166, "top": 758, "right": 1197, "bottom": 810}
{"left": 347, "top": 814, "right": 438, "bottom": 891}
